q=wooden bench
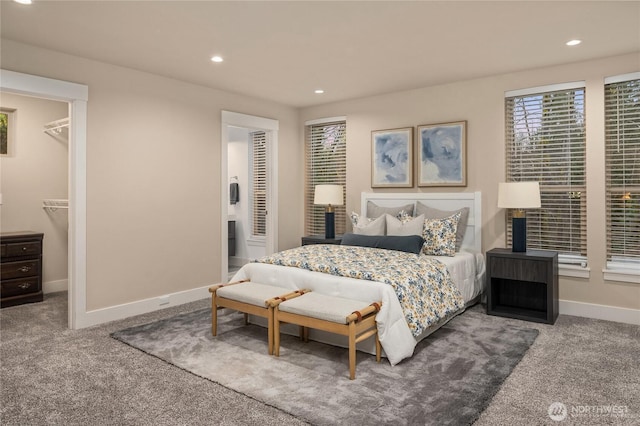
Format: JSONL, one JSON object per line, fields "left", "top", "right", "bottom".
{"left": 270, "top": 292, "right": 382, "bottom": 380}
{"left": 209, "top": 279, "right": 309, "bottom": 355}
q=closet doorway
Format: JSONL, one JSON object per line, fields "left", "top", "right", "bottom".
{"left": 221, "top": 111, "right": 278, "bottom": 283}
{"left": 1, "top": 69, "right": 88, "bottom": 329}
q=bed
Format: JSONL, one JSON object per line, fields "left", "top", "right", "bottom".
{"left": 231, "top": 192, "right": 485, "bottom": 365}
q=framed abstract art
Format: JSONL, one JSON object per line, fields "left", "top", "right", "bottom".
{"left": 371, "top": 127, "right": 413, "bottom": 188}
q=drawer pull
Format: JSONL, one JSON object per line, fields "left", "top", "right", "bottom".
{"left": 18, "top": 282, "right": 32, "bottom": 289}
{"left": 22, "top": 246, "right": 28, "bottom": 251}
{"left": 18, "top": 266, "right": 32, "bottom": 273}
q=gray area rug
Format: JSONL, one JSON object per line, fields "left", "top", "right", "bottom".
{"left": 112, "top": 307, "right": 538, "bottom": 425}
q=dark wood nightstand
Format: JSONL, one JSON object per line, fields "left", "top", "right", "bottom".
{"left": 486, "top": 248, "right": 558, "bottom": 324}
{"left": 301, "top": 235, "right": 343, "bottom": 246}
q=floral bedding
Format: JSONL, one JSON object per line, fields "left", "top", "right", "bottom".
{"left": 256, "top": 244, "right": 465, "bottom": 337}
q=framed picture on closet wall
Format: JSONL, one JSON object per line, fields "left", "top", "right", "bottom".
{"left": 371, "top": 127, "right": 413, "bottom": 188}
{"left": 0, "top": 108, "right": 16, "bottom": 156}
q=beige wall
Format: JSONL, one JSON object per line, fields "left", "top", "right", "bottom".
{"left": 0, "top": 93, "right": 69, "bottom": 288}
{"left": 1, "top": 39, "right": 301, "bottom": 311}
{"left": 300, "top": 53, "right": 640, "bottom": 311}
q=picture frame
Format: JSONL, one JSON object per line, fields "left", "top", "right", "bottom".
{"left": 371, "top": 127, "right": 413, "bottom": 188}
{"left": 417, "top": 121, "right": 466, "bottom": 187}
{"left": 0, "top": 108, "right": 16, "bottom": 157}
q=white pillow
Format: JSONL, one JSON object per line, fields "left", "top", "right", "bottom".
{"left": 352, "top": 214, "right": 386, "bottom": 236}
{"left": 421, "top": 212, "right": 461, "bottom": 256}
{"left": 386, "top": 214, "right": 425, "bottom": 236}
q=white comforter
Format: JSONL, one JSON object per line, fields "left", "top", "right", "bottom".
{"left": 233, "top": 261, "right": 428, "bottom": 365}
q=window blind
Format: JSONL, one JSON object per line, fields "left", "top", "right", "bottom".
{"left": 250, "top": 131, "right": 267, "bottom": 237}
{"left": 605, "top": 76, "right": 640, "bottom": 267}
{"left": 505, "top": 86, "right": 587, "bottom": 262}
{"left": 305, "top": 120, "right": 347, "bottom": 236}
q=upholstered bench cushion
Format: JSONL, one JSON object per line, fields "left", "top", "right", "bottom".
{"left": 278, "top": 292, "right": 373, "bottom": 324}
{"left": 217, "top": 282, "right": 290, "bottom": 307}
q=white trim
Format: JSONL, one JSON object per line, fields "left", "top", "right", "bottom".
{"left": 559, "top": 264, "right": 590, "bottom": 279}
{"left": 603, "top": 269, "right": 640, "bottom": 284}
{"left": 360, "top": 191, "right": 482, "bottom": 253}
{"left": 43, "top": 279, "right": 69, "bottom": 294}
{"left": 604, "top": 72, "right": 640, "bottom": 85}
{"left": 222, "top": 111, "right": 279, "bottom": 131}
{"left": 76, "top": 284, "right": 212, "bottom": 328}
{"left": 505, "top": 81, "right": 586, "bottom": 98}
{"left": 304, "top": 116, "right": 347, "bottom": 126}
{"left": 1, "top": 69, "right": 88, "bottom": 330}
{"left": 559, "top": 299, "right": 640, "bottom": 325}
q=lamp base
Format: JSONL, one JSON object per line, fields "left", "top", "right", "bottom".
{"left": 325, "top": 211, "right": 335, "bottom": 239}
{"left": 512, "top": 216, "right": 526, "bottom": 252}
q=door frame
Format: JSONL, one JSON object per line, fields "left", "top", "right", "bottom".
{"left": 0, "top": 69, "right": 88, "bottom": 329}
{"left": 221, "top": 111, "right": 278, "bottom": 283}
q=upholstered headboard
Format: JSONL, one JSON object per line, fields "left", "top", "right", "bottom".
{"left": 360, "top": 192, "right": 482, "bottom": 253}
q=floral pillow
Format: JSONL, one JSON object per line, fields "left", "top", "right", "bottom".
{"left": 421, "top": 212, "right": 461, "bottom": 256}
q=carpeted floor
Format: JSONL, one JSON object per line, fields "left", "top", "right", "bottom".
{"left": 111, "top": 306, "right": 538, "bottom": 425}
{"left": 1, "top": 291, "right": 639, "bottom": 425}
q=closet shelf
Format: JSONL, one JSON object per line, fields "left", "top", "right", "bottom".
{"left": 43, "top": 117, "right": 69, "bottom": 135}
{"left": 42, "top": 199, "right": 69, "bottom": 213}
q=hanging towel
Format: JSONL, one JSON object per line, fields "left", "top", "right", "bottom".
{"left": 230, "top": 182, "right": 240, "bottom": 205}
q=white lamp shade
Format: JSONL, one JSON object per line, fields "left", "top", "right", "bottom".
{"left": 497, "top": 182, "right": 541, "bottom": 209}
{"left": 314, "top": 185, "right": 344, "bottom": 206}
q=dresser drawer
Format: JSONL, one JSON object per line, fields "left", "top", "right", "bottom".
{"left": 4, "top": 241, "right": 41, "bottom": 258}
{"left": 1, "top": 277, "right": 40, "bottom": 298}
{"left": 1, "top": 260, "right": 40, "bottom": 280}
{"left": 489, "top": 257, "right": 547, "bottom": 283}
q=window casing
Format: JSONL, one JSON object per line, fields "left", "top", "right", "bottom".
{"left": 605, "top": 73, "right": 640, "bottom": 274}
{"left": 505, "top": 83, "right": 587, "bottom": 266}
{"left": 305, "top": 118, "right": 347, "bottom": 236}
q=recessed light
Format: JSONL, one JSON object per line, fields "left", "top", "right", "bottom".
{"left": 566, "top": 39, "right": 581, "bottom": 46}
{"left": 14, "top": 0, "right": 33, "bottom": 4}
{"left": 211, "top": 56, "right": 224, "bottom": 63}
{"left": 314, "top": 89, "right": 324, "bottom": 94}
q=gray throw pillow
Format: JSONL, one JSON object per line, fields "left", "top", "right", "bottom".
{"left": 366, "top": 201, "right": 415, "bottom": 219}
{"left": 341, "top": 233, "right": 425, "bottom": 254}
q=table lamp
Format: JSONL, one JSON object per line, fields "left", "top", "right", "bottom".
{"left": 497, "top": 182, "right": 541, "bottom": 252}
{"left": 314, "top": 184, "right": 344, "bottom": 239}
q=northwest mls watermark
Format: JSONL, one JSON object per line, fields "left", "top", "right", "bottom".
{"left": 548, "top": 401, "right": 631, "bottom": 422}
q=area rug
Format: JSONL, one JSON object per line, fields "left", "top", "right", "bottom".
{"left": 112, "top": 306, "right": 538, "bottom": 425}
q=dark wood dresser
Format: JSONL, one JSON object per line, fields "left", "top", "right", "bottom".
{"left": 1, "top": 231, "right": 44, "bottom": 308}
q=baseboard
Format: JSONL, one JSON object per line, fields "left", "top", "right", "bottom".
{"left": 74, "top": 284, "right": 212, "bottom": 329}
{"left": 44, "top": 279, "right": 68, "bottom": 294}
{"left": 559, "top": 299, "right": 640, "bottom": 325}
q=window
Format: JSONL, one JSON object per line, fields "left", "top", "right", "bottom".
{"left": 505, "top": 83, "right": 587, "bottom": 266}
{"left": 305, "top": 118, "right": 347, "bottom": 236}
{"left": 250, "top": 131, "right": 267, "bottom": 237}
{"left": 605, "top": 73, "right": 640, "bottom": 274}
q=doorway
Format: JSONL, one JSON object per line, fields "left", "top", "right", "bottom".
{"left": 0, "top": 69, "right": 88, "bottom": 329}
{"left": 221, "top": 111, "right": 278, "bottom": 283}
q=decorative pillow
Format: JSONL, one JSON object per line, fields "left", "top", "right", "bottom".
{"left": 416, "top": 203, "right": 469, "bottom": 251}
{"left": 421, "top": 212, "right": 461, "bottom": 256}
{"left": 386, "top": 214, "right": 425, "bottom": 236}
{"left": 352, "top": 214, "right": 386, "bottom": 236}
{"left": 341, "top": 233, "right": 425, "bottom": 254}
{"left": 366, "top": 202, "right": 415, "bottom": 219}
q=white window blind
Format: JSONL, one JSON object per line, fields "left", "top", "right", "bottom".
{"left": 505, "top": 86, "right": 587, "bottom": 262}
{"left": 305, "top": 119, "right": 347, "bottom": 236}
{"left": 250, "top": 131, "right": 267, "bottom": 237}
{"left": 605, "top": 75, "right": 640, "bottom": 269}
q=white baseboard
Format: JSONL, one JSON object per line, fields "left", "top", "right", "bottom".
{"left": 559, "top": 299, "right": 640, "bottom": 325}
{"left": 74, "top": 284, "right": 212, "bottom": 329}
{"left": 44, "top": 279, "right": 68, "bottom": 294}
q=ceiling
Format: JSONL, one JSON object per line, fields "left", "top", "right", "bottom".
{"left": 1, "top": 1, "right": 639, "bottom": 108}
